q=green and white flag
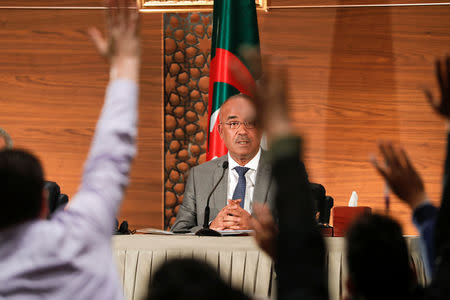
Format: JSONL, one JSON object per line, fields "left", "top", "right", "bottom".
{"left": 206, "top": 0, "right": 261, "bottom": 160}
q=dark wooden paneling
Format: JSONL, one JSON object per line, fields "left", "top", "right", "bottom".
{"left": 163, "top": 13, "right": 212, "bottom": 229}
{"left": 269, "top": 0, "right": 450, "bottom": 7}
{"left": 258, "top": 6, "right": 450, "bottom": 234}
{"left": 0, "top": 9, "right": 163, "bottom": 229}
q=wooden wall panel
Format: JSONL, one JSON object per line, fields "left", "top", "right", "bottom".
{"left": 0, "top": 9, "right": 163, "bottom": 229}
{"left": 258, "top": 6, "right": 450, "bottom": 234}
{"left": 1, "top": 3, "right": 450, "bottom": 236}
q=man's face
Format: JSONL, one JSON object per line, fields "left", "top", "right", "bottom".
{"left": 218, "top": 96, "right": 262, "bottom": 163}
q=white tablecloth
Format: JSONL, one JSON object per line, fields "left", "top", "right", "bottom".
{"left": 113, "top": 235, "right": 428, "bottom": 300}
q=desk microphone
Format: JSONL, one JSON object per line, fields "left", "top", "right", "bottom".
{"left": 196, "top": 161, "right": 229, "bottom": 236}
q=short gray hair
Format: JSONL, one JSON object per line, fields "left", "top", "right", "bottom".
{"left": 0, "top": 128, "right": 13, "bottom": 149}
{"left": 219, "top": 93, "right": 253, "bottom": 122}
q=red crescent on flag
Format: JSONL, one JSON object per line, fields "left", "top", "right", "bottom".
{"left": 208, "top": 48, "right": 256, "bottom": 110}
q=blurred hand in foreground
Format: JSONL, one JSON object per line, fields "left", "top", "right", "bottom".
{"left": 425, "top": 56, "right": 450, "bottom": 123}
{"left": 231, "top": 49, "right": 293, "bottom": 142}
{"left": 371, "top": 141, "right": 427, "bottom": 210}
{"left": 251, "top": 203, "right": 278, "bottom": 259}
{"left": 88, "top": 0, "right": 140, "bottom": 82}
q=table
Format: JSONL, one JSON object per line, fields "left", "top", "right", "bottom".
{"left": 113, "top": 235, "right": 428, "bottom": 300}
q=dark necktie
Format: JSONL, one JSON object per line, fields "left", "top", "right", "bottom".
{"left": 232, "top": 166, "right": 250, "bottom": 208}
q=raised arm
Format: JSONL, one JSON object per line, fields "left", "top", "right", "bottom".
{"left": 237, "top": 52, "right": 328, "bottom": 300}
{"left": 370, "top": 142, "right": 437, "bottom": 272}
{"left": 426, "top": 56, "right": 450, "bottom": 298}
{"left": 425, "top": 56, "right": 450, "bottom": 250}
{"left": 371, "top": 142, "right": 427, "bottom": 211}
{"left": 62, "top": 0, "right": 141, "bottom": 237}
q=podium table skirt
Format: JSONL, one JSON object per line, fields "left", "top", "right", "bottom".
{"left": 112, "top": 235, "right": 427, "bottom": 300}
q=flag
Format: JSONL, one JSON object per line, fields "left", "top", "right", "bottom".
{"left": 206, "top": 0, "right": 261, "bottom": 161}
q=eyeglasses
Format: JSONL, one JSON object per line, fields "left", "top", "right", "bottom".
{"left": 222, "top": 121, "right": 257, "bottom": 130}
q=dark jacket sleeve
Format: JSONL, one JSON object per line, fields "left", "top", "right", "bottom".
{"left": 272, "top": 137, "right": 328, "bottom": 300}
{"left": 413, "top": 203, "right": 438, "bottom": 274}
{"left": 434, "top": 132, "right": 450, "bottom": 252}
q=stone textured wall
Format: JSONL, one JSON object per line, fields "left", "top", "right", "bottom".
{"left": 163, "top": 13, "right": 212, "bottom": 229}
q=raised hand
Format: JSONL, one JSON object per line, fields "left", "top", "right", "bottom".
{"left": 425, "top": 56, "right": 450, "bottom": 119}
{"left": 88, "top": 0, "right": 140, "bottom": 82}
{"left": 231, "top": 49, "right": 293, "bottom": 142}
{"left": 371, "top": 141, "right": 427, "bottom": 210}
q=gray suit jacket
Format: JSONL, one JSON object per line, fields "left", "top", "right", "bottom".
{"left": 171, "top": 151, "right": 276, "bottom": 233}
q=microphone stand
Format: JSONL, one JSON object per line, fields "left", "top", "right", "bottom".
{"left": 196, "top": 161, "right": 228, "bottom": 236}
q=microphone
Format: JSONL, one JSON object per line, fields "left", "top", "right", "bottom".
{"left": 196, "top": 161, "right": 229, "bottom": 236}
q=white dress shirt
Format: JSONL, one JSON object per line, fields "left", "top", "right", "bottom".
{"left": 0, "top": 79, "right": 137, "bottom": 300}
{"left": 227, "top": 148, "right": 261, "bottom": 214}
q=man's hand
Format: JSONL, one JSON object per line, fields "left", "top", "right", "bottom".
{"left": 425, "top": 56, "right": 450, "bottom": 122}
{"left": 88, "top": 0, "right": 140, "bottom": 82}
{"left": 251, "top": 203, "right": 278, "bottom": 259}
{"left": 371, "top": 141, "right": 427, "bottom": 210}
{"left": 210, "top": 200, "right": 252, "bottom": 230}
{"left": 225, "top": 201, "right": 252, "bottom": 230}
{"left": 209, "top": 203, "right": 234, "bottom": 230}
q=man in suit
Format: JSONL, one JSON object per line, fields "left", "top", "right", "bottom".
{"left": 171, "top": 93, "right": 276, "bottom": 233}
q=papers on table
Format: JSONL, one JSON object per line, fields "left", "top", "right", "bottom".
{"left": 135, "top": 228, "right": 174, "bottom": 235}
{"left": 135, "top": 228, "right": 254, "bottom": 236}
{"left": 217, "top": 230, "right": 254, "bottom": 236}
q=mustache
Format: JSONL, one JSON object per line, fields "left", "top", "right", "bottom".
{"left": 234, "top": 136, "right": 250, "bottom": 143}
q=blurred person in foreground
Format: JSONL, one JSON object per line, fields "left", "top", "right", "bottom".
{"left": 355, "top": 56, "right": 450, "bottom": 300}
{"left": 371, "top": 56, "right": 450, "bottom": 274}
{"left": 0, "top": 127, "right": 13, "bottom": 149}
{"left": 235, "top": 52, "right": 328, "bottom": 300}
{"left": 345, "top": 214, "right": 419, "bottom": 300}
{"left": 146, "top": 258, "right": 250, "bottom": 300}
{"left": 250, "top": 55, "right": 450, "bottom": 300}
{"left": 0, "top": 1, "right": 140, "bottom": 299}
